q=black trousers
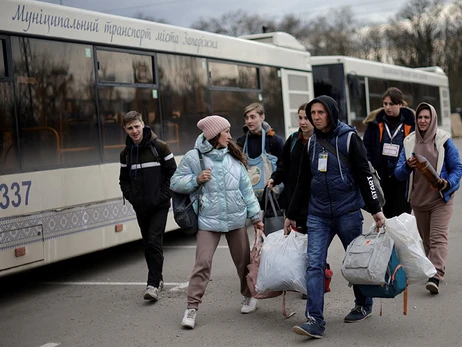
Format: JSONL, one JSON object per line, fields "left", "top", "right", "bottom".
{"left": 135, "top": 205, "right": 169, "bottom": 287}
{"left": 382, "top": 175, "right": 412, "bottom": 218}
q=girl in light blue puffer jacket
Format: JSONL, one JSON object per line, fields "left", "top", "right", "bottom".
{"left": 170, "top": 116, "right": 264, "bottom": 329}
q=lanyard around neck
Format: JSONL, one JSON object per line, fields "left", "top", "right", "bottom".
{"left": 384, "top": 123, "right": 403, "bottom": 143}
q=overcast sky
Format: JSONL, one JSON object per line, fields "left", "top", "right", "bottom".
{"left": 37, "top": 0, "right": 408, "bottom": 28}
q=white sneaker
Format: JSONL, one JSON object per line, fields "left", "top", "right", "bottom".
{"left": 181, "top": 308, "right": 197, "bottom": 329}
{"left": 241, "top": 297, "right": 258, "bottom": 314}
{"left": 143, "top": 285, "right": 158, "bottom": 301}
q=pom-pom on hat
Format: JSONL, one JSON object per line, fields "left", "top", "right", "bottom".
{"left": 197, "top": 115, "right": 231, "bottom": 140}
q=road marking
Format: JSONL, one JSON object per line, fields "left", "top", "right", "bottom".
{"left": 40, "top": 343, "right": 60, "bottom": 347}
{"left": 169, "top": 281, "right": 189, "bottom": 292}
{"left": 40, "top": 282, "right": 182, "bottom": 286}
{"left": 164, "top": 245, "right": 229, "bottom": 249}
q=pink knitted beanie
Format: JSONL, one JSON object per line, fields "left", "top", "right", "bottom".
{"left": 197, "top": 115, "right": 231, "bottom": 140}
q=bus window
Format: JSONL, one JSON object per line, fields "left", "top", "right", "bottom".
{"left": 98, "top": 87, "right": 160, "bottom": 163}
{"left": 312, "top": 64, "right": 347, "bottom": 122}
{"left": 11, "top": 37, "right": 98, "bottom": 172}
{"left": 208, "top": 61, "right": 259, "bottom": 90}
{"left": 209, "top": 90, "right": 260, "bottom": 135}
{"left": 260, "top": 66, "right": 284, "bottom": 136}
{"left": 97, "top": 50, "right": 153, "bottom": 85}
{"left": 157, "top": 54, "right": 208, "bottom": 155}
{"left": 0, "top": 40, "right": 5, "bottom": 78}
{"left": 0, "top": 82, "right": 17, "bottom": 174}
{"left": 347, "top": 74, "right": 367, "bottom": 132}
{"left": 368, "top": 78, "right": 389, "bottom": 111}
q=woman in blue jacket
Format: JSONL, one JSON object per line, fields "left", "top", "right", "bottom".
{"left": 395, "top": 102, "right": 462, "bottom": 295}
{"left": 171, "top": 115, "right": 264, "bottom": 329}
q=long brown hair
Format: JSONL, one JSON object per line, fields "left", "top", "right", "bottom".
{"left": 208, "top": 135, "right": 248, "bottom": 167}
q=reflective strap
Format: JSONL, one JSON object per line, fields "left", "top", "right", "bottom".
{"left": 120, "top": 163, "right": 127, "bottom": 167}
{"left": 130, "top": 162, "right": 161, "bottom": 170}
{"left": 164, "top": 153, "right": 174, "bottom": 161}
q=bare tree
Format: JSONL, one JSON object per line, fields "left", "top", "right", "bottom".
{"left": 191, "top": 10, "right": 269, "bottom": 36}
{"left": 304, "top": 6, "right": 358, "bottom": 55}
{"left": 134, "top": 12, "right": 168, "bottom": 24}
{"left": 385, "top": 0, "right": 444, "bottom": 67}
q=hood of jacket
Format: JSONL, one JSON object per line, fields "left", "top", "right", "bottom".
{"left": 307, "top": 95, "right": 343, "bottom": 136}
{"left": 242, "top": 121, "right": 276, "bottom": 137}
{"left": 194, "top": 134, "right": 229, "bottom": 162}
{"left": 363, "top": 106, "right": 415, "bottom": 125}
{"left": 415, "top": 102, "right": 438, "bottom": 143}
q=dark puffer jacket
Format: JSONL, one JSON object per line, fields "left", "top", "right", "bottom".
{"left": 119, "top": 127, "right": 177, "bottom": 213}
{"left": 287, "top": 96, "right": 381, "bottom": 220}
{"left": 363, "top": 107, "right": 415, "bottom": 181}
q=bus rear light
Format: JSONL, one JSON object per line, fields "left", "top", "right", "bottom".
{"left": 15, "top": 247, "right": 26, "bottom": 257}
{"left": 115, "top": 224, "right": 123, "bottom": 232}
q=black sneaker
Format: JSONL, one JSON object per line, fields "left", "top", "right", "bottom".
{"left": 292, "top": 317, "right": 324, "bottom": 339}
{"left": 426, "top": 278, "right": 440, "bottom": 294}
{"left": 344, "top": 305, "right": 372, "bottom": 323}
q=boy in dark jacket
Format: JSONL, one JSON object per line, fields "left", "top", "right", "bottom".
{"left": 119, "top": 111, "right": 177, "bottom": 301}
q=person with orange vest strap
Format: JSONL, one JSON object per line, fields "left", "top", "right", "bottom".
{"left": 363, "top": 87, "right": 415, "bottom": 218}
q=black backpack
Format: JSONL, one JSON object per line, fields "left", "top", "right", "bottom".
{"left": 171, "top": 149, "right": 205, "bottom": 236}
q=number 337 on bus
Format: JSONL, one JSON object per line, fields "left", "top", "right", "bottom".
{"left": 0, "top": 181, "right": 32, "bottom": 209}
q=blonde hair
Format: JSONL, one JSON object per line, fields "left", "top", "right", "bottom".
{"left": 243, "top": 103, "right": 265, "bottom": 117}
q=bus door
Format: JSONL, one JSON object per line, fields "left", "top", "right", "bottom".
{"left": 0, "top": 36, "right": 46, "bottom": 272}
{"left": 280, "top": 69, "right": 313, "bottom": 137}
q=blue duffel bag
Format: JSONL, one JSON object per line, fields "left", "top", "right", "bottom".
{"left": 357, "top": 246, "right": 407, "bottom": 299}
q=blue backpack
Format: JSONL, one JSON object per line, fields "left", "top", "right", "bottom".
{"left": 357, "top": 246, "right": 407, "bottom": 299}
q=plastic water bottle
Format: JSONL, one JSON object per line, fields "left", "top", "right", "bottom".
{"left": 412, "top": 152, "right": 444, "bottom": 190}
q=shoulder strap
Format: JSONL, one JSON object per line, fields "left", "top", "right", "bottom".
{"left": 316, "top": 137, "right": 352, "bottom": 170}
{"left": 149, "top": 139, "right": 162, "bottom": 163}
{"left": 290, "top": 132, "right": 298, "bottom": 153}
{"left": 196, "top": 149, "right": 205, "bottom": 171}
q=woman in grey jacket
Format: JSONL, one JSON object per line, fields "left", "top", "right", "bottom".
{"left": 171, "top": 115, "right": 264, "bottom": 329}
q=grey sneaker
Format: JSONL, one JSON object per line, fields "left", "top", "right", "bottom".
{"left": 159, "top": 280, "right": 164, "bottom": 291}
{"left": 143, "top": 285, "right": 158, "bottom": 301}
{"left": 181, "top": 308, "right": 197, "bottom": 329}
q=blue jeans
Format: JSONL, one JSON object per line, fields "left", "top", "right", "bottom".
{"left": 305, "top": 210, "right": 373, "bottom": 326}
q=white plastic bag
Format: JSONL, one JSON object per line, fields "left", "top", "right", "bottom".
{"left": 382, "top": 213, "right": 436, "bottom": 284}
{"left": 255, "top": 229, "right": 307, "bottom": 294}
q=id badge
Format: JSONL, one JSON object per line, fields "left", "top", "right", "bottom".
{"left": 318, "top": 153, "right": 328, "bottom": 172}
{"left": 382, "top": 143, "right": 400, "bottom": 157}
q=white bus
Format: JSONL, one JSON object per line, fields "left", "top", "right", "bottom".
{"left": 0, "top": 0, "right": 313, "bottom": 276}
{"left": 310, "top": 56, "right": 451, "bottom": 134}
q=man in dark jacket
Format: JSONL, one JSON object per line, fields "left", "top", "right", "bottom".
{"left": 285, "top": 96, "right": 385, "bottom": 339}
{"left": 119, "top": 111, "right": 177, "bottom": 301}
